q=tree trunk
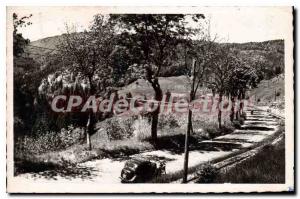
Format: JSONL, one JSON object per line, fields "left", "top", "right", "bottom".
{"left": 230, "top": 96, "right": 235, "bottom": 122}
{"left": 218, "top": 94, "right": 223, "bottom": 129}
{"left": 182, "top": 109, "right": 192, "bottom": 183}
{"left": 86, "top": 112, "right": 92, "bottom": 150}
{"left": 236, "top": 92, "right": 242, "bottom": 120}
{"left": 151, "top": 82, "right": 163, "bottom": 145}
{"left": 240, "top": 90, "right": 245, "bottom": 116}
{"left": 151, "top": 109, "right": 159, "bottom": 143}
{"left": 183, "top": 59, "right": 196, "bottom": 183}
{"left": 86, "top": 76, "right": 95, "bottom": 150}
{"left": 86, "top": 131, "right": 91, "bottom": 150}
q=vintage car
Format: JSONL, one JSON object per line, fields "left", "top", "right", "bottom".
{"left": 120, "top": 157, "right": 166, "bottom": 183}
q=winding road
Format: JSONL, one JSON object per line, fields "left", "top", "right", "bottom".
{"left": 15, "top": 107, "right": 283, "bottom": 184}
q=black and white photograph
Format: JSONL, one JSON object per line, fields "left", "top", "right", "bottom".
{"left": 6, "top": 6, "right": 294, "bottom": 193}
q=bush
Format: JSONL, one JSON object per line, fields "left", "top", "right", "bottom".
{"left": 99, "top": 139, "right": 154, "bottom": 158}
{"left": 106, "top": 119, "right": 124, "bottom": 140}
{"left": 203, "top": 123, "right": 219, "bottom": 139}
{"left": 105, "top": 117, "right": 134, "bottom": 140}
{"left": 201, "top": 122, "right": 234, "bottom": 139}
{"left": 31, "top": 113, "right": 52, "bottom": 135}
{"left": 158, "top": 113, "right": 179, "bottom": 129}
{"left": 133, "top": 117, "right": 151, "bottom": 140}
{"left": 15, "top": 125, "right": 84, "bottom": 155}
{"left": 121, "top": 117, "right": 135, "bottom": 138}
{"left": 196, "top": 163, "right": 219, "bottom": 183}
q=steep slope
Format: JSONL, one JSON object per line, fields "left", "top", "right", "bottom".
{"left": 250, "top": 74, "right": 284, "bottom": 108}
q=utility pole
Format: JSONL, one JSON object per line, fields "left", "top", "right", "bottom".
{"left": 182, "top": 59, "right": 196, "bottom": 183}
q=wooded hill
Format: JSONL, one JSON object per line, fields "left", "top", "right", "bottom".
{"left": 24, "top": 36, "right": 284, "bottom": 82}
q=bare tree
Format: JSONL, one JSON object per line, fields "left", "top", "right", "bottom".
{"left": 182, "top": 35, "right": 216, "bottom": 183}
{"left": 57, "top": 15, "right": 116, "bottom": 150}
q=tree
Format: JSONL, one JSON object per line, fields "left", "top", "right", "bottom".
{"left": 110, "top": 14, "right": 204, "bottom": 144}
{"left": 13, "top": 13, "right": 32, "bottom": 57}
{"left": 13, "top": 13, "right": 35, "bottom": 135}
{"left": 226, "top": 57, "right": 259, "bottom": 121}
{"left": 182, "top": 35, "right": 216, "bottom": 183}
{"left": 57, "top": 14, "right": 116, "bottom": 150}
{"left": 13, "top": 13, "right": 61, "bottom": 138}
{"left": 208, "top": 46, "right": 237, "bottom": 129}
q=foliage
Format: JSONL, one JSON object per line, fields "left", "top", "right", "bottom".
{"left": 105, "top": 117, "right": 134, "bottom": 140}
{"left": 110, "top": 14, "right": 205, "bottom": 142}
{"left": 228, "top": 40, "right": 284, "bottom": 80}
{"left": 28, "top": 35, "right": 284, "bottom": 83}
{"left": 15, "top": 126, "right": 84, "bottom": 155}
{"left": 13, "top": 13, "right": 60, "bottom": 137}
{"left": 57, "top": 15, "right": 116, "bottom": 95}
{"left": 132, "top": 117, "right": 152, "bottom": 140}
{"left": 46, "top": 14, "right": 119, "bottom": 149}
{"left": 214, "top": 137, "right": 285, "bottom": 183}
{"left": 196, "top": 163, "right": 219, "bottom": 183}
{"left": 158, "top": 113, "right": 180, "bottom": 129}
{"left": 13, "top": 13, "right": 32, "bottom": 57}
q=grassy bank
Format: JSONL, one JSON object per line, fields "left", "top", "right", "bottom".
{"left": 214, "top": 136, "right": 285, "bottom": 183}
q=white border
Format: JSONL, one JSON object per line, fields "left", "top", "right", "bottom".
{"left": 1, "top": 1, "right": 296, "bottom": 196}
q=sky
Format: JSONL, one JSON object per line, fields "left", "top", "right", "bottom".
{"left": 8, "top": 6, "right": 293, "bottom": 43}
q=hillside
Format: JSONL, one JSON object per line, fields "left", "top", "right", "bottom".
{"left": 229, "top": 40, "right": 284, "bottom": 80}
{"left": 119, "top": 76, "right": 191, "bottom": 97}
{"left": 31, "top": 35, "right": 63, "bottom": 50}
{"left": 24, "top": 35, "right": 284, "bottom": 81}
{"left": 250, "top": 74, "right": 284, "bottom": 106}
{"left": 23, "top": 35, "right": 64, "bottom": 61}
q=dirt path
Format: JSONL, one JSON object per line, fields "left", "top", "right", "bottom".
{"left": 15, "top": 108, "right": 281, "bottom": 184}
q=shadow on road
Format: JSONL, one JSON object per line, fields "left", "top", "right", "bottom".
{"left": 15, "top": 159, "right": 98, "bottom": 180}
{"left": 239, "top": 126, "right": 274, "bottom": 131}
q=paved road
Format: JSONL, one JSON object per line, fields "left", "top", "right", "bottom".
{"left": 15, "top": 108, "right": 281, "bottom": 184}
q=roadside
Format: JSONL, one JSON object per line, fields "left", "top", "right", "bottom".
{"left": 213, "top": 134, "right": 285, "bottom": 183}
{"left": 14, "top": 108, "right": 282, "bottom": 184}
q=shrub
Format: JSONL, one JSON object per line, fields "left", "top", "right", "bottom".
{"left": 105, "top": 117, "right": 134, "bottom": 140}
{"left": 15, "top": 125, "right": 84, "bottom": 155}
{"left": 203, "top": 123, "right": 219, "bottom": 139}
{"left": 59, "top": 126, "right": 85, "bottom": 148}
{"left": 99, "top": 139, "right": 154, "bottom": 158}
{"left": 133, "top": 116, "right": 151, "bottom": 140}
{"left": 158, "top": 113, "right": 180, "bottom": 129}
{"left": 31, "top": 113, "right": 52, "bottom": 136}
{"left": 196, "top": 163, "right": 219, "bottom": 183}
{"left": 201, "top": 122, "right": 234, "bottom": 139}
{"left": 106, "top": 118, "right": 125, "bottom": 140}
